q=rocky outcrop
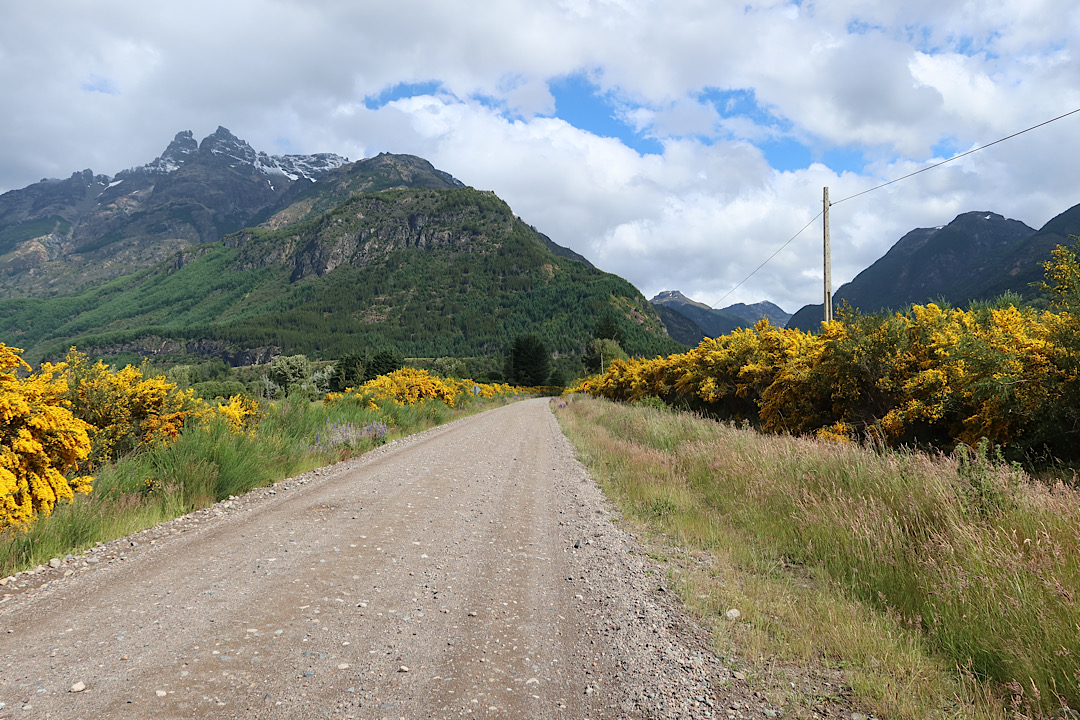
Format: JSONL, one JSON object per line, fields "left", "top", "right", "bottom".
{"left": 0, "top": 128, "right": 347, "bottom": 297}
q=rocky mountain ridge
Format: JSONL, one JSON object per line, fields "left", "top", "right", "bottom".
{"left": 118, "top": 128, "right": 348, "bottom": 182}
{"left": 1, "top": 181, "right": 678, "bottom": 365}
{"left": 0, "top": 127, "right": 350, "bottom": 297}
{"left": 649, "top": 291, "right": 791, "bottom": 344}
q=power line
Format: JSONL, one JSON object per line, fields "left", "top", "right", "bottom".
{"left": 831, "top": 106, "right": 1080, "bottom": 207}
{"left": 709, "top": 210, "right": 823, "bottom": 309}
{"left": 707, "top": 106, "right": 1080, "bottom": 309}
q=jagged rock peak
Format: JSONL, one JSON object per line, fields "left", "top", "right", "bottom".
{"left": 200, "top": 126, "right": 258, "bottom": 165}
{"left": 118, "top": 129, "right": 200, "bottom": 176}
{"left": 651, "top": 290, "right": 693, "bottom": 303}
{"left": 141, "top": 130, "right": 199, "bottom": 174}
{"left": 162, "top": 130, "right": 198, "bottom": 162}
{"left": 254, "top": 151, "right": 348, "bottom": 182}
{"left": 651, "top": 290, "right": 713, "bottom": 310}
{"left": 117, "top": 127, "right": 347, "bottom": 181}
{"left": 722, "top": 301, "right": 791, "bottom": 326}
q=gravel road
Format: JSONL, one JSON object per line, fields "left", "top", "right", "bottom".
{"left": 0, "top": 398, "right": 769, "bottom": 719}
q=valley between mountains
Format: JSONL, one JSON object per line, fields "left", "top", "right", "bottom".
{"left": 0, "top": 400, "right": 803, "bottom": 720}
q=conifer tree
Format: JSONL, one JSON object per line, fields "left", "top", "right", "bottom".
{"left": 505, "top": 334, "right": 551, "bottom": 386}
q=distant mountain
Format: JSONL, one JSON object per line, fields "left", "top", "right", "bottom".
{"left": 0, "top": 126, "right": 351, "bottom": 297}
{"left": 535, "top": 230, "right": 595, "bottom": 269}
{"left": 720, "top": 301, "right": 791, "bottom": 327}
{"left": 650, "top": 290, "right": 790, "bottom": 341}
{"left": 651, "top": 290, "right": 739, "bottom": 338}
{"left": 258, "top": 151, "right": 462, "bottom": 230}
{"left": 966, "top": 202, "right": 1080, "bottom": 300}
{"left": 1, "top": 184, "right": 681, "bottom": 365}
{"left": 652, "top": 304, "right": 706, "bottom": 346}
{"left": 1, "top": 127, "right": 673, "bottom": 365}
{"left": 787, "top": 209, "right": 1054, "bottom": 331}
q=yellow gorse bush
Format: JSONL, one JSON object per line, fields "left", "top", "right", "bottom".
{"left": 208, "top": 395, "right": 261, "bottom": 434}
{"left": 1, "top": 348, "right": 267, "bottom": 531}
{"left": 60, "top": 349, "right": 204, "bottom": 468}
{"left": 361, "top": 368, "right": 459, "bottom": 406}
{"left": 444, "top": 377, "right": 519, "bottom": 400}
{"left": 325, "top": 368, "right": 521, "bottom": 408}
{"left": 0, "top": 345, "right": 93, "bottom": 530}
{"left": 573, "top": 294, "right": 1080, "bottom": 456}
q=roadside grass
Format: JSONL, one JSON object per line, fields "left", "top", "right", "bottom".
{"left": 554, "top": 395, "right": 1080, "bottom": 719}
{"left": 0, "top": 394, "right": 518, "bottom": 578}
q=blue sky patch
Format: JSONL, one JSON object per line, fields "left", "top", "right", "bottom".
{"left": 819, "top": 146, "right": 868, "bottom": 174}
{"left": 364, "top": 80, "right": 444, "bottom": 110}
{"left": 548, "top": 74, "right": 663, "bottom": 155}
{"left": 759, "top": 137, "right": 813, "bottom": 172}
{"left": 846, "top": 19, "right": 885, "bottom": 35}
{"left": 697, "top": 87, "right": 868, "bottom": 174}
{"left": 931, "top": 137, "right": 962, "bottom": 160}
{"left": 80, "top": 74, "right": 118, "bottom": 95}
{"left": 699, "top": 88, "right": 782, "bottom": 130}
{"left": 756, "top": 138, "right": 866, "bottom": 174}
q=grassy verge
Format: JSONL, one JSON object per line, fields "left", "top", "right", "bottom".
{"left": 0, "top": 393, "right": 519, "bottom": 577}
{"left": 554, "top": 395, "right": 1080, "bottom": 719}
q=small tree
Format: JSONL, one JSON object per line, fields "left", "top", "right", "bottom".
{"left": 165, "top": 364, "right": 199, "bottom": 387}
{"left": 583, "top": 338, "right": 628, "bottom": 374}
{"left": 365, "top": 349, "right": 403, "bottom": 382}
{"left": 594, "top": 313, "right": 624, "bottom": 343}
{"left": 1040, "top": 237, "right": 1080, "bottom": 312}
{"left": 433, "top": 357, "right": 466, "bottom": 378}
{"left": 269, "top": 354, "right": 310, "bottom": 396}
{"left": 307, "top": 365, "right": 335, "bottom": 395}
{"left": 330, "top": 353, "right": 365, "bottom": 392}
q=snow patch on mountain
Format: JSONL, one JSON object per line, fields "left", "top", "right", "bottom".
{"left": 117, "top": 127, "right": 346, "bottom": 183}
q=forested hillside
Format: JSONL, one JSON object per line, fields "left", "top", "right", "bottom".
{"left": 1, "top": 186, "right": 680, "bottom": 364}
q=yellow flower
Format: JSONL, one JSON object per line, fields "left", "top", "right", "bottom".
{"left": 58, "top": 348, "right": 207, "bottom": 467}
{"left": 0, "top": 344, "right": 93, "bottom": 530}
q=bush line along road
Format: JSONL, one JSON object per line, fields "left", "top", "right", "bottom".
{"left": 0, "top": 399, "right": 759, "bottom": 719}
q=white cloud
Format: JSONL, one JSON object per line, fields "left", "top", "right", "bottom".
{"left": 643, "top": 99, "right": 721, "bottom": 138}
{"left": 1, "top": 0, "right": 1080, "bottom": 316}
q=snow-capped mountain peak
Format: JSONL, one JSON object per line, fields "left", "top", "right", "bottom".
{"left": 118, "top": 127, "right": 347, "bottom": 182}
{"left": 254, "top": 151, "right": 348, "bottom": 182}
{"left": 200, "top": 126, "right": 259, "bottom": 166}
{"left": 125, "top": 130, "right": 199, "bottom": 175}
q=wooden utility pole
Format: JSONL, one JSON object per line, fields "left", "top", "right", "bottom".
{"left": 823, "top": 186, "right": 833, "bottom": 323}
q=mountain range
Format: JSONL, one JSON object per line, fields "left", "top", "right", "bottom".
{"left": 0, "top": 127, "right": 355, "bottom": 298}
{"left": 0, "top": 128, "right": 679, "bottom": 365}
{"left": 649, "top": 291, "right": 791, "bottom": 345}
{"left": 4, "top": 126, "right": 1078, "bottom": 367}
{"left": 787, "top": 203, "right": 1080, "bottom": 330}
{"left": 645, "top": 196, "right": 1080, "bottom": 341}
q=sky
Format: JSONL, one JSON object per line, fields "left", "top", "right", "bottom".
{"left": 3, "top": 1, "right": 1080, "bottom": 314}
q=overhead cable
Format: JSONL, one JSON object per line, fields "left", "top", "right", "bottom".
{"left": 709, "top": 210, "right": 823, "bottom": 309}
{"left": 707, "top": 106, "right": 1080, "bottom": 308}
{"left": 831, "top": 106, "right": 1080, "bottom": 207}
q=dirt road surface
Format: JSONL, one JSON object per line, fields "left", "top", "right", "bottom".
{"left": 0, "top": 399, "right": 758, "bottom": 719}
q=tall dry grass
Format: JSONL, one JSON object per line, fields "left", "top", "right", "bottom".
{"left": 556, "top": 395, "right": 1080, "bottom": 719}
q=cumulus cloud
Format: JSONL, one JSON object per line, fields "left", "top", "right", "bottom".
{"left": 2, "top": 0, "right": 1079, "bottom": 314}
